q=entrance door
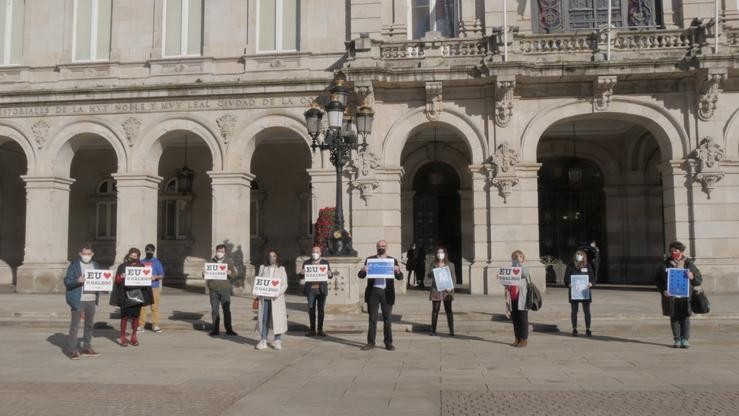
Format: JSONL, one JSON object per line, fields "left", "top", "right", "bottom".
{"left": 413, "top": 162, "right": 462, "bottom": 283}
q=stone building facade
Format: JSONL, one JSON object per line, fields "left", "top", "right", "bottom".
{"left": 0, "top": 0, "right": 737, "bottom": 295}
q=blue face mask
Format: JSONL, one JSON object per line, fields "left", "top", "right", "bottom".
{"left": 512, "top": 260, "right": 521, "bottom": 267}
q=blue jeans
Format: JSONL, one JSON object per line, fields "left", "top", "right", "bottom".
{"left": 260, "top": 299, "right": 282, "bottom": 341}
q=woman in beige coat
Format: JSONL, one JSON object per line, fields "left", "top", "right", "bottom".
{"left": 255, "top": 250, "right": 289, "bottom": 350}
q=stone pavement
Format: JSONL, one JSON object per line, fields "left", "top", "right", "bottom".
{"left": 2, "top": 287, "right": 739, "bottom": 415}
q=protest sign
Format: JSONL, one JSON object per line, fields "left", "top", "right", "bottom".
{"left": 667, "top": 268, "right": 690, "bottom": 297}
{"left": 125, "top": 266, "right": 152, "bottom": 287}
{"left": 304, "top": 264, "right": 329, "bottom": 282}
{"left": 253, "top": 276, "right": 282, "bottom": 297}
{"left": 497, "top": 267, "right": 522, "bottom": 286}
{"left": 83, "top": 269, "right": 114, "bottom": 292}
{"left": 433, "top": 266, "right": 454, "bottom": 291}
{"left": 570, "top": 274, "right": 591, "bottom": 300}
{"left": 367, "top": 258, "right": 395, "bottom": 279}
{"left": 204, "top": 262, "right": 228, "bottom": 280}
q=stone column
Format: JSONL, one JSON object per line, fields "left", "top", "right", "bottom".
{"left": 113, "top": 173, "right": 162, "bottom": 264}
{"left": 661, "top": 0, "right": 679, "bottom": 29}
{"left": 382, "top": 0, "right": 408, "bottom": 39}
{"left": 725, "top": 0, "right": 739, "bottom": 29}
{"left": 468, "top": 165, "right": 490, "bottom": 295}
{"left": 458, "top": 0, "right": 482, "bottom": 38}
{"left": 209, "top": 171, "right": 254, "bottom": 293}
{"left": 660, "top": 160, "right": 692, "bottom": 251}
{"left": 16, "top": 176, "right": 75, "bottom": 293}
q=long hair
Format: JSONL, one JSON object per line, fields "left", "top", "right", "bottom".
{"left": 573, "top": 249, "right": 588, "bottom": 268}
{"left": 433, "top": 246, "right": 449, "bottom": 265}
{"left": 264, "top": 249, "right": 282, "bottom": 267}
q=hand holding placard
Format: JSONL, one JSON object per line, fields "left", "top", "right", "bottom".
{"left": 204, "top": 263, "right": 228, "bottom": 280}
{"left": 83, "top": 269, "right": 114, "bottom": 292}
{"left": 498, "top": 267, "right": 522, "bottom": 286}
{"left": 304, "top": 264, "right": 329, "bottom": 282}
{"left": 125, "top": 266, "right": 152, "bottom": 287}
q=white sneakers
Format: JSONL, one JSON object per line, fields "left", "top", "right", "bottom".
{"left": 273, "top": 340, "right": 282, "bottom": 350}
{"left": 136, "top": 327, "right": 145, "bottom": 333}
{"left": 153, "top": 326, "right": 162, "bottom": 333}
{"left": 255, "top": 340, "right": 268, "bottom": 350}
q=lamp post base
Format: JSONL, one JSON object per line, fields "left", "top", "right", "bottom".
{"left": 326, "top": 228, "right": 358, "bottom": 257}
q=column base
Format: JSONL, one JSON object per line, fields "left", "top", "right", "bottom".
{"left": 324, "top": 256, "right": 364, "bottom": 313}
{"left": 16, "top": 262, "right": 69, "bottom": 293}
{"left": 468, "top": 261, "right": 504, "bottom": 296}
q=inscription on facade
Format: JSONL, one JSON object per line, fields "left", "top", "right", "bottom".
{"left": 0, "top": 96, "right": 315, "bottom": 118}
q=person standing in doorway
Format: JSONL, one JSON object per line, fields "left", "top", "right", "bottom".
{"left": 111, "top": 248, "right": 153, "bottom": 347}
{"left": 139, "top": 243, "right": 165, "bottom": 334}
{"left": 656, "top": 241, "right": 702, "bottom": 348}
{"left": 207, "top": 244, "right": 238, "bottom": 337}
{"left": 299, "top": 246, "right": 332, "bottom": 337}
{"left": 428, "top": 247, "right": 455, "bottom": 336}
{"left": 358, "top": 240, "right": 404, "bottom": 351}
{"left": 588, "top": 240, "right": 601, "bottom": 283}
{"left": 255, "top": 250, "right": 289, "bottom": 350}
{"left": 64, "top": 244, "right": 102, "bottom": 360}
{"left": 505, "top": 250, "right": 531, "bottom": 347}
{"left": 414, "top": 244, "right": 426, "bottom": 288}
{"left": 405, "top": 243, "right": 417, "bottom": 288}
{"left": 564, "top": 249, "right": 595, "bottom": 337}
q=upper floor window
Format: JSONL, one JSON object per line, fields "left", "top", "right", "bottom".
{"left": 533, "top": 0, "right": 661, "bottom": 33}
{"left": 74, "top": 0, "right": 112, "bottom": 61}
{"left": 0, "top": 0, "right": 24, "bottom": 65}
{"left": 257, "top": 0, "right": 298, "bottom": 53}
{"left": 409, "top": 0, "right": 457, "bottom": 39}
{"left": 94, "top": 178, "right": 116, "bottom": 240}
{"left": 163, "top": 0, "right": 203, "bottom": 57}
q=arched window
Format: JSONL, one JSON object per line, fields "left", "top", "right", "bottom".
{"left": 160, "top": 176, "right": 190, "bottom": 240}
{"left": 94, "top": 178, "right": 116, "bottom": 240}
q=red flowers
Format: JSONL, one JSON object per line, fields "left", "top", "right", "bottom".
{"left": 313, "top": 207, "right": 336, "bottom": 253}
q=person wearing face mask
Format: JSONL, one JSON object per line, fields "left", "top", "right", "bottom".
{"left": 139, "top": 243, "right": 165, "bottom": 334}
{"left": 564, "top": 249, "right": 595, "bottom": 337}
{"left": 64, "top": 244, "right": 102, "bottom": 360}
{"left": 505, "top": 250, "right": 531, "bottom": 347}
{"left": 110, "top": 248, "right": 154, "bottom": 347}
{"left": 299, "top": 246, "right": 333, "bottom": 337}
{"left": 656, "top": 241, "right": 702, "bottom": 348}
{"left": 207, "top": 244, "right": 238, "bottom": 337}
{"left": 357, "top": 240, "right": 404, "bottom": 351}
{"left": 255, "top": 250, "right": 289, "bottom": 350}
{"left": 427, "top": 247, "right": 455, "bottom": 336}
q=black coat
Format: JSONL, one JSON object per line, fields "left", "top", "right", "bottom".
{"left": 300, "top": 258, "right": 332, "bottom": 296}
{"left": 655, "top": 257, "right": 702, "bottom": 318}
{"left": 109, "top": 261, "right": 154, "bottom": 308}
{"left": 358, "top": 255, "right": 404, "bottom": 305}
{"left": 564, "top": 263, "right": 596, "bottom": 304}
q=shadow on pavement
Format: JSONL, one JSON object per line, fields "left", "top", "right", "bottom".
{"left": 540, "top": 330, "right": 672, "bottom": 348}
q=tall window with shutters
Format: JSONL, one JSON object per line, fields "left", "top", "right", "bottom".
{"left": 73, "top": 0, "right": 112, "bottom": 61}
{"left": 408, "top": 0, "right": 457, "bottom": 40}
{"left": 0, "top": 0, "right": 24, "bottom": 65}
{"left": 94, "top": 178, "right": 117, "bottom": 240}
{"left": 257, "top": 0, "right": 298, "bottom": 53}
{"left": 163, "top": 0, "right": 203, "bottom": 57}
{"left": 532, "top": 0, "right": 662, "bottom": 33}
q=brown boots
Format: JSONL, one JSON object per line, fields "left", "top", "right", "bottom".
{"left": 513, "top": 338, "right": 528, "bottom": 347}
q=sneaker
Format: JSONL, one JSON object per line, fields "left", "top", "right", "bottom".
{"left": 80, "top": 348, "right": 100, "bottom": 357}
{"left": 68, "top": 351, "right": 81, "bottom": 360}
{"left": 153, "top": 327, "right": 162, "bottom": 333}
{"left": 255, "top": 340, "right": 268, "bottom": 350}
{"left": 136, "top": 327, "right": 145, "bottom": 333}
{"left": 673, "top": 338, "right": 681, "bottom": 348}
{"left": 273, "top": 340, "right": 282, "bottom": 350}
{"left": 680, "top": 338, "right": 690, "bottom": 349}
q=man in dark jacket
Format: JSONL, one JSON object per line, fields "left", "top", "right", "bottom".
{"left": 299, "top": 246, "right": 333, "bottom": 337}
{"left": 64, "top": 244, "right": 102, "bottom": 360}
{"left": 207, "top": 244, "right": 237, "bottom": 337}
{"left": 358, "top": 240, "right": 404, "bottom": 351}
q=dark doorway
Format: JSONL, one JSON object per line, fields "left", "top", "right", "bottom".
{"left": 413, "top": 162, "right": 462, "bottom": 283}
{"left": 538, "top": 157, "right": 607, "bottom": 282}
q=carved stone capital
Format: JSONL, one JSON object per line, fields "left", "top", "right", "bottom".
{"left": 121, "top": 117, "right": 141, "bottom": 147}
{"left": 495, "top": 80, "right": 516, "bottom": 127}
{"left": 491, "top": 176, "right": 520, "bottom": 203}
{"left": 488, "top": 143, "right": 521, "bottom": 203}
{"left": 354, "top": 82, "right": 374, "bottom": 107}
{"left": 31, "top": 120, "right": 50, "bottom": 149}
{"left": 697, "top": 71, "right": 725, "bottom": 121}
{"left": 593, "top": 76, "right": 617, "bottom": 112}
{"left": 692, "top": 136, "right": 726, "bottom": 198}
{"left": 425, "top": 81, "right": 443, "bottom": 121}
{"left": 347, "top": 150, "right": 381, "bottom": 205}
{"left": 216, "top": 114, "right": 237, "bottom": 145}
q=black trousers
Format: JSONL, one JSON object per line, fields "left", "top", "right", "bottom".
{"left": 431, "top": 298, "right": 453, "bottom": 332}
{"left": 571, "top": 301, "right": 591, "bottom": 330}
{"left": 367, "top": 287, "right": 393, "bottom": 346}
{"left": 307, "top": 289, "right": 327, "bottom": 331}
{"left": 510, "top": 299, "right": 529, "bottom": 340}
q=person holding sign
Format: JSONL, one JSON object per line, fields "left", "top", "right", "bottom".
{"left": 427, "top": 247, "right": 455, "bottom": 336}
{"left": 207, "top": 244, "right": 238, "bottom": 337}
{"left": 139, "top": 244, "right": 165, "bottom": 334}
{"left": 299, "top": 246, "right": 332, "bottom": 337}
{"left": 655, "top": 241, "right": 702, "bottom": 349}
{"left": 504, "top": 250, "right": 531, "bottom": 347}
{"left": 255, "top": 250, "right": 289, "bottom": 350}
{"left": 357, "top": 240, "right": 404, "bottom": 351}
{"left": 63, "top": 244, "right": 103, "bottom": 360}
{"left": 110, "top": 248, "right": 153, "bottom": 347}
{"left": 564, "top": 249, "right": 596, "bottom": 337}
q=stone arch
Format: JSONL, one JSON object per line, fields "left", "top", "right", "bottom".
{"left": 226, "top": 111, "right": 312, "bottom": 171}
{"left": 400, "top": 142, "right": 473, "bottom": 191}
{"left": 383, "top": 107, "right": 487, "bottom": 166}
{"left": 535, "top": 138, "right": 621, "bottom": 184}
{"left": 0, "top": 122, "right": 36, "bottom": 173}
{"left": 723, "top": 107, "right": 739, "bottom": 160}
{"left": 134, "top": 117, "right": 223, "bottom": 171}
{"left": 41, "top": 119, "right": 127, "bottom": 176}
{"left": 521, "top": 98, "right": 688, "bottom": 162}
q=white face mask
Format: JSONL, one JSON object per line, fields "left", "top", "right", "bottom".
{"left": 80, "top": 254, "right": 93, "bottom": 263}
{"left": 575, "top": 254, "right": 584, "bottom": 262}
{"left": 215, "top": 252, "right": 225, "bottom": 259}
{"left": 437, "top": 252, "right": 445, "bottom": 261}
{"left": 311, "top": 253, "right": 321, "bottom": 260}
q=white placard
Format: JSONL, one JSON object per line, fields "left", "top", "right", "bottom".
{"left": 304, "top": 264, "right": 329, "bottom": 282}
{"left": 204, "top": 262, "right": 228, "bottom": 280}
{"left": 570, "top": 274, "right": 591, "bottom": 300}
{"left": 83, "top": 269, "right": 114, "bottom": 292}
{"left": 366, "top": 258, "right": 395, "bottom": 279}
{"left": 124, "top": 266, "right": 152, "bottom": 287}
{"left": 433, "top": 266, "right": 454, "bottom": 291}
{"left": 253, "top": 276, "right": 282, "bottom": 298}
{"left": 497, "top": 267, "right": 523, "bottom": 286}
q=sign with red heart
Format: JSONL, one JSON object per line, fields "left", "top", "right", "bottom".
{"left": 204, "top": 263, "right": 228, "bottom": 280}
{"left": 124, "top": 266, "right": 152, "bottom": 287}
{"left": 497, "top": 267, "right": 523, "bottom": 286}
{"left": 304, "top": 264, "right": 329, "bottom": 282}
{"left": 253, "top": 276, "right": 282, "bottom": 297}
{"left": 83, "top": 269, "right": 115, "bottom": 292}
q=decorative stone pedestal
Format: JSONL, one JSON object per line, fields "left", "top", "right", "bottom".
{"left": 294, "top": 256, "right": 364, "bottom": 314}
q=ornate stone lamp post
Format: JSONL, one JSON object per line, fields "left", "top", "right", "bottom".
{"left": 304, "top": 80, "right": 374, "bottom": 256}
